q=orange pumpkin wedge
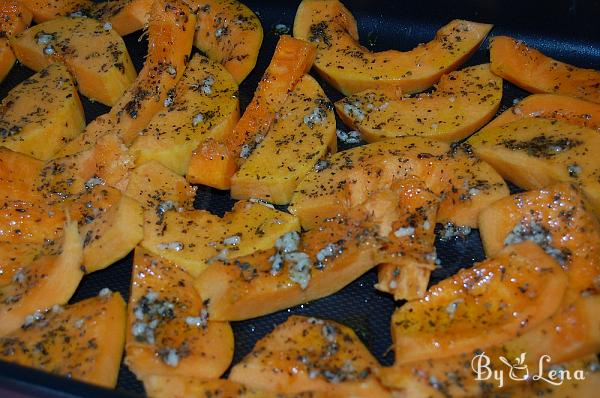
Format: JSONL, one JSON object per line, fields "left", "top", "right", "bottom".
{"left": 392, "top": 241, "right": 567, "bottom": 364}
{"left": 335, "top": 64, "right": 502, "bottom": 142}
{"left": 231, "top": 74, "right": 337, "bottom": 204}
{"left": 467, "top": 118, "right": 600, "bottom": 219}
{"left": 187, "top": 35, "right": 316, "bottom": 189}
{"left": 10, "top": 16, "right": 137, "bottom": 106}
{"left": 125, "top": 248, "right": 234, "bottom": 380}
{"left": 91, "top": 0, "right": 154, "bottom": 36}
{"left": 59, "top": 0, "right": 196, "bottom": 155}
{"left": 490, "top": 36, "right": 600, "bottom": 104}
{"left": 0, "top": 39, "right": 15, "bottom": 82}
{"left": 0, "top": 63, "right": 85, "bottom": 160}
{"left": 195, "top": 189, "right": 402, "bottom": 321}
{"left": 18, "top": 0, "right": 91, "bottom": 23}
{"left": 0, "top": 220, "right": 83, "bottom": 336}
{"left": 0, "top": 0, "right": 32, "bottom": 81}
{"left": 289, "top": 137, "right": 508, "bottom": 230}
{"left": 0, "top": 200, "right": 64, "bottom": 244}
{"left": 130, "top": 53, "right": 240, "bottom": 175}
{"left": 486, "top": 93, "right": 600, "bottom": 131}
{"left": 293, "top": 0, "right": 492, "bottom": 95}
{"left": 0, "top": 147, "right": 43, "bottom": 203}
{"left": 0, "top": 242, "right": 60, "bottom": 287}
{"left": 193, "top": 0, "right": 263, "bottom": 83}
{"left": 229, "top": 315, "right": 391, "bottom": 398}
{"left": 0, "top": 290, "right": 126, "bottom": 388}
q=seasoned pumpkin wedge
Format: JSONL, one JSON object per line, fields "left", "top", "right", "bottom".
{"left": 195, "top": 190, "right": 404, "bottom": 321}
{"left": 486, "top": 94, "right": 600, "bottom": 131}
{"left": 18, "top": 0, "right": 92, "bottom": 23}
{"left": 229, "top": 316, "right": 391, "bottom": 397}
{"left": 130, "top": 54, "right": 240, "bottom": 175}
{"left": 125, "top": 248, "right": 234, "bottom": 380}
{"left": 490, "top": 36, "right": 600, "bottom": 104}
{"left": 293, "top": 0, "right": 492, "bottom": 95}
{"left": 0, "top": 0, "right": 32, "bottom": 81}
{"left": 468, "top": 118, "right": 600, "bottom": 218}
{"left": 187, "top": 35, "right": 316, "bottom": 189}
{"left": 36, "top": 134, "right": 133, "bottom": 201}
{"left": 10, "top": 17, "right": 137, "bottom": 106}
{"left": 67, "top": 186, "right": 144, "bottom": 273}
{"left": 0, "top": 63, "right": 85, "bottom": 160}
{"left": 335, "top": 64, "right": 502, "bottom": 142}
{"left": 90, "top": 0, "right": 153, "bottom": 36}
{"left": 0, "top": 242, "right": 62, "bottom": 288}
{"left": 289, "top": 137, "right": 508, "bottom": 229}
{"left": 0, "top": 147, "right": 43, "bottom": 202}
{"left": 231, "top": 75, "right": 337, "bottom": 204}
{"left": 373, "top": 179, "right": 439, "bottom": 301}
{"left": 0, "top": 200, "right": 64, "bottom": 244}
{"left": 193, "top": 0, "right": 263, "bottom": 83}
{"left": 0, "top": 290, "right": 126, "bottom": 388}
{"left": 392, "top": 241, "right": 568, "bottom": 364}
{"left": 0, "top": 220, "right": 83, "bottom": 336}
{"left": 142, "top": 200, "right": 299, "bottom": 277}
{"left": 59, "top": 0, "right": 196, "bottom": 155}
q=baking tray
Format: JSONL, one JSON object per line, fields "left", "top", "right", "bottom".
{"left": 1, "top": 0, "right": 599, "bottom": 396}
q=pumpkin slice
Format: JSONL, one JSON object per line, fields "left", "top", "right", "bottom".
{"left": 0, "top": 0, "right": 32, "bottom": 81}
{"left": 467, "top": 118, "right": 600, "bottom": 218}
{"left": 478, "top": 184, "right": 600, "bottom": 295}
{"left": 0, "top": 242, "right": 57, "bottom": 287}
{"left": 0, "top": 147, "right": 43, "bottom": 202}
{"left": 35, "top": 134, "right": 133, "bottom": 201}
{"left": 391, "top": 241, "right": 567, "bottom": 364}
{"left": 0, "top": 290, "right": 126, "bottom": 388}
{"left": 0, "top": 200, "right": 64, "bottom": 244}
{"left": 195, "top": 189, "right": 402, "bottom": 321}
{"left": 335, "top": 64, "right": 502, "bottom": 142}
{"left": 289, "top": 137, "right": 508, "bottom": 229}
{"left": 187, "top": 35, "right": 316, "bottom": 189}
{"left": 59, "top": 0, "right": 196, "bottom": 155}
{"left": 67, "top": 185, "right": 144, "bottom": 273}
{"left": 10, "top": 16, "right": 137, "bottom": 106}
{"left": 0, "top": 63, "right": 85, "bottom": 160}
{"left": 125, "top": 248, "right": 233, "bottom": 380}
{"left": 18, "top": 0, "right": 91, "bottom": 23}
{"left": 231, "top": 75, "right": 337, "bottom": 204}
{"left": 90, "top": 0, "right": 153, "bottom": 36}
{"left": 143, "top": 376, "right": 311, "bottom": 398}
{"left": 142, "top": 200, "right": 299, "bottom": 277}
{"left": 0, "top": 220, "right": 83, "bottom": 336}
{"left": 229, "top": 315, "right": 391, "bottom": 397}
{"left": 293, "top": 0, "right": 492, "bottom": 95}
{"left": 193, "top": 0, "right": 263, "bottom": 83}
{"left": 486, "top": 94, "right": 600, "bottom": 131}
{"left": 373, "top": 179, "right": 439, "bottom": 301}
{"left": 130, "top": 53, "right": 239, "bottom": 175}
{"left": 490, "top": 36, "right": 600, "bottom": 104}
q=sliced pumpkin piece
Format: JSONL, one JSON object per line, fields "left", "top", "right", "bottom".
{"left": 0, "top": 290, "right": 126, "bottom": 388}
{"left": 193, "top": 0, "right": 263, "bottom": 83}
{"left": 289, "top": 137, "right": 508, "bottom": 229}
{"left": 35, "top": 134, "right": 133, "bottom": 201}
{"left": 18, "top": 0, "right": 91, "bottom": 23}
{"left": 142, "top": 200, "right": 299, "bottom": 277}
{"left": 391, "top": 241, "right": 568, "bottom": 364}
{"left": 59, "top": 0, "right": 196, "bottom": 155}
{"left": 0, "top": 242, "right": 58, "bottom": 287}
{"left": 0, "top": 220, "right": 83, "bottom": 336}
{"left": 229, "top": 315, "right": 391, "bottom": 397}
{"left": 10, "top": 16, "right": 137, "bottom": 106}
{"left": 0, "top": 0, "right": 33, "bottom": 81}
{"left": 468, "top": 118, "right": 600, "bottom": 218}
{"left": 0, "top": 200, "right": 64, "bottom": 244}
{"left": 130, "top": 53, "right": 240, "bottom": 175}
{"left": 187, "top": 35, "right": 316, "bottom": 189}
{"left": 196, "top": 190, "right": 401, "bottom": 321}
{"left": 486, "top": 94, "right": 600, "bottom": 131}
{"left": 293, "top": 0, "right": 492, "bottom": 95}
{"left": 0, "top": 63, "right": 85, "bottom": 160}
{"left": 67, "top": 185, "right": 143, "bottom": 273}
{"left": 90, "top": 0, "right": 153, "bottom": 36}
{"left": 490, "top": 36, "right": 600, "bottom": 104}
{"left": 126, "top": 248, "right": 233, "bottom": 380}
{"left": 335, "top": 64, "right": 502, "bottom": 142}
{"left": 231, "top": 75, "right": 337, "bottom": 204}
{"left": 0, "top": 147, "right": 43, "bottom": 202}
{"left": 373, "top": 179, "right": 439, "bottom": 301}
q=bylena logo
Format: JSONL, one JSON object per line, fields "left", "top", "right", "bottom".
{"left": 471, "top": 352, "right": 586, "bottom": 388}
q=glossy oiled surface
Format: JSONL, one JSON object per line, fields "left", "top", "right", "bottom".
{"left": 0, "top": 0, "right": 598, "bottom": 397}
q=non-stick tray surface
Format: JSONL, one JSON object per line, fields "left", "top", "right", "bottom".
{"left": 1, "top": 0, "right": 599, "bottom": 396}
